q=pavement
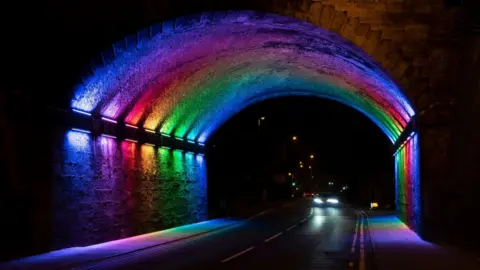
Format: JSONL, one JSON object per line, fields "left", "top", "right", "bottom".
{"left": 2, "top": 199, "right": 479, "bottom": 270}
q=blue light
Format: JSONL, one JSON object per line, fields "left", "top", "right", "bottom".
{"left": 71, "top": 128, "right": 91, "bottom": 134}
{"left": 72, "top": 109, "right": 92, "bottom": 116}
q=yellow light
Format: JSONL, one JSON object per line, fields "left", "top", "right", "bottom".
{"left": 288, "top": 172, "right": 292, "bottom": 176}
{"left": 260, "top": 116, "right": 265, "bottom": 120}
{"left": 299, "top": 161, "right": 303, "bottom": 164}
{"left": 308, "top": 165, "right": 312, "bottom": 169}
{"left": 292, "top": 136, "right": 297, "bottom": 141}
{"left": 300, "top": 164, "right": 303, "bottom": 168}
{"left": 310, "top": 154, "right": 314, "bottom": 159}
{"left": 371, "top": 202, "right": 379, "bottom": 208}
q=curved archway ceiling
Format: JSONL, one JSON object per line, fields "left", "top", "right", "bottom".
{"left": 71, "top": 12, "right": 415, "bottom": 144}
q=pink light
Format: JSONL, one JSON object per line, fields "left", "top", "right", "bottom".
{"left": 125, "top": 123, "right": 139, "bottom": 129}
{"left": 101, "top": 134, "right": 116, "bottom": 139}
{"left": 145, "top": 129, "right": 156, "bottom": 134}
{"left": 101, "top": 117, "right": 118, "bottom": 124}
{"left": 125, "top": 139, "right": 138, "bottom": 143}
{"left": 72, "top": 109, "right": 91, "bottom": 116}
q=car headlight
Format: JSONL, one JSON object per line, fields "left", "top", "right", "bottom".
{"left": 326, "top": 198, "right": 339, "bottom": 204}
{"left": 313, "top": 198, "right": 323, "bottom": 204}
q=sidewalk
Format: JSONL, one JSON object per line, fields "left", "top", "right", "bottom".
{"left": 0, "top": 218, "right": 239, "bottom": 270}
{"left": 367, "top": 214, "right": 480, "bottom": 270}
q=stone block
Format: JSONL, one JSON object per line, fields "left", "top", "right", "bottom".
{"left": 341, "top": 17, "right": 360, "bottom": 42}
{"left": 361, "top": 30, "right": 382, "bottom": 54}
{"left": 353, "top": 23, "right": 371, "bottom": 46}
{"left": 372, "top": 39, "right": 393, "bottom": 63}
{"left": 319, "top": 5, "right": 335, "bottom": 29}
{"left": 330, "top": 10, "right": 347, "bottom": 34}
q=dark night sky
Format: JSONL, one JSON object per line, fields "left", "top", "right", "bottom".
{"left": 208, "top": 96, "right": 394, "bottom": 202}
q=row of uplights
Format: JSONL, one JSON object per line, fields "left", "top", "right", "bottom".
{"left": 393, "top": 131, "right": 416, "bottom": 156}
{"left": 71, "top": 127, "right": 203, "bottom": 156}
{"left": 72, "top": 109, "right": 205, "bottom": 147}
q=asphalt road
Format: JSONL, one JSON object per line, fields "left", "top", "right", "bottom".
{"left": 76, "top": 199, "right": 373, "bottom": 270}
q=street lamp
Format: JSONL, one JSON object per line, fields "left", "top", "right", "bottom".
{"left": 300, "top": 164, "right": 304, "bottom": 168}
{"left": 310, "top": 154, "right": 314, "bottom": 159}
{"left": 308, "top": 165, "right": 312, "bottom": 169}
{"left": 260, "top": 116, "right": 265, "bottom": 120}
{"left": 292, "top": 136, "right": 297, "bottom": 141}
{"left": 288, "top": 172, "right": 292, "bottom": 176}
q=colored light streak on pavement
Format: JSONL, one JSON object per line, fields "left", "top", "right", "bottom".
{"left": 394, "top": 133, "right": 421, "bottom": 232}
{"left": 368, "top": 215, "right": 430, "bottom": 246}
{"left": 71, "top": 12, "right": 414, "bottom": 144}
{"left": 3, "top": 219, "right": 236, "bottom": 269}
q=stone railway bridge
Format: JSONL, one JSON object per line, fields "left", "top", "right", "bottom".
{"left": 1, "top": 0, "right": 479, "bottom": 261}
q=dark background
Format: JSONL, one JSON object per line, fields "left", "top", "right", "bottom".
{"left": 207, "top": 96, "right": 394, "bottom": 216}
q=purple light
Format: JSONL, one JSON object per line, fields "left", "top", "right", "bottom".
{"left": 101, "top": 134, "right": 117, "bottom": 139}
{"left": 71, "top": 128, "right": 91, "bottom": 134}
{"left": 125, "top": 138, "right": 138, "bottom": 143}
{"left": 145, "top": 129, "right": 156, "bottom": 134}
{"left": 125, "top": 123, "right": 139, "bottom": 129}
{"left": 72, "top": 109, "right": 91, "bottom": 116}
{"left": 101, "top": 117, "right": 118, "bottom": 124}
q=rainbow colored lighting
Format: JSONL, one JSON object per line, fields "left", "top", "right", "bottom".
{"left": 394, "top": 133, "right": 421, "bottom": 232}
{"left": 70, "top": 12, "right": 419, "bottom": 232}
{"left": 71, "top": 12, "right": 414, "bottom": 144}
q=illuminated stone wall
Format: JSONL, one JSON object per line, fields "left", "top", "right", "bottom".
{"left": 51, "top": 129, "right": 207, "bottom": 250}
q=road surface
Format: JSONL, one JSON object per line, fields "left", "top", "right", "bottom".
{"left": 75, "top": 199, "right": 373, "bottom": 270}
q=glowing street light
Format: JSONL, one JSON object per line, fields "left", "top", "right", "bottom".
{"left": 292, "top": 136, "right": 297, "bottom": 141}
{"left": 308, "top": 165, "right": 312, "bottom": 169}
{"left": 310, "top": 154, "right": 314, "bottom": 159}
{"left": 260, "top": 116, "right": 265, "bottom": 120}
{"left": 292, "top": 182, "right": 296, "bottom": 186}
{"left": 299, "top": 161, "right": 303, "bottom": 165}
{"left": 300, "top": 164, "right": 304, "bottom": 168}
{"left": 288, "top": 172, "right": 292, "bottom": 176}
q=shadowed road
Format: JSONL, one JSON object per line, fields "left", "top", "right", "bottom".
{"left": 76, "top": 200, "right": 372, "bottom": 270}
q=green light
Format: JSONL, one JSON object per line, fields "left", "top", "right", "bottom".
{"left": 292, "top": 182, "right": 296, "bottom": 186}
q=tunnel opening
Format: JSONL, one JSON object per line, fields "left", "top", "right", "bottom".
{"left": 206, "top": 96, "right": 395, "bottom": 219}
{"left": 68, "top": 10, "right": 419, "bottom": 243}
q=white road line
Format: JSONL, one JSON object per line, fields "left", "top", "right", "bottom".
{"left": 359, "top": 217, "right": 366, "bottom": 270}
{"left": 221, "top": 246, "right": 256, "bottom": 263}
{"left": 285, "top": 224, "right": 297, "bottom": 231}
{"left": 247, "top": 210, "right": 270, "bottom": 220}
{"left": 351, "top": 211, "right": 360, "bottom": 253}
{"left": 264, "top": 232, "right": 283, "bottom": 243}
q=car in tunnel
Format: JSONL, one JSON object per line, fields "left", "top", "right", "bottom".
{"left": 312, "top": 193, "right": 341, "bottom": 207}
